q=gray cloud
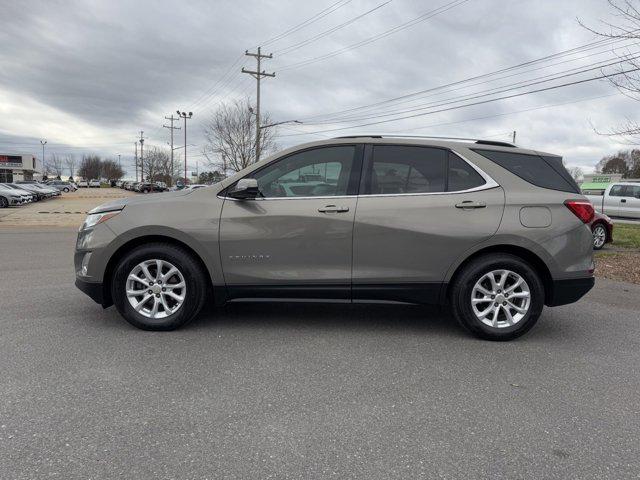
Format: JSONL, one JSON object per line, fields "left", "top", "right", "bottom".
{"left": 0, "top": 0, "right": 636, "bottom": 176}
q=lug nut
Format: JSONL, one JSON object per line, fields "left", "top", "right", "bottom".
{"left": 149, "top": 282, "right": 154, "bottom": 286}
{"left": 491, "top": 295, "right": 495, "bottom": 299}
{"left": 494, "top": 302, "right": 498, "bottom": 306}
{"left": 155, "top": 294, "right": 160, "bottom": 298}
{"left": 148, "top": 290, "right": 152, "bottom": 294}
{"left": 162, "top": 287, "right": 166, "bottom": 292}
{"left": 502, "top": 301, "right": 507, "bottom": 306}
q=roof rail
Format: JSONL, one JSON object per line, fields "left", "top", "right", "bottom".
{"left": 333, "top": 134, "right": 516, "bottom": 147}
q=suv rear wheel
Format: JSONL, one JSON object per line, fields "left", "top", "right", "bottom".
{"left": 450, "top": 254, "right": 544, "bottom": 341}
{"left": 111, "top": 243, "right": 208, "bottom": 330}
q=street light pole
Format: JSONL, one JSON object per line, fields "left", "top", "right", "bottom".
{"left": 40, "top": 140, "right": 47, "bottom": 179}
{"left": 176, "top": 111, "right": 192, "bottom": 184}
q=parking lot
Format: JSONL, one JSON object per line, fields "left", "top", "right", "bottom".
{"left": 1, "top": 224, "right": 640, "bottom": 478}
{"left": 0, "top": 187, "right": 136, "bottom": 227}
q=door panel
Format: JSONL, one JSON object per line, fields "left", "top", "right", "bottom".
{"left": 619, "top": 185, "right": 640, "bottom": 218}
{"left": 220, "top": 197, "right": 357, "bottom": 286}
{"left": 604, "top": 184, "right": 624, "bottom": 216}
{"left": 352, "top": 187, "right": 505, "bottom": 285}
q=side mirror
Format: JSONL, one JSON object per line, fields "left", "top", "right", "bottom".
{"left": 229, "top": 178, "right": 259, "bottom": 199}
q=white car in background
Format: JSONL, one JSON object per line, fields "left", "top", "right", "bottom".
{"left": 89, "top": 179, "right": 101, "bottom": 188}
{"left": 77, "top": 180, "right": 89, "bottom": 188}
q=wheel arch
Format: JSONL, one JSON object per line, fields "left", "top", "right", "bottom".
{"left": 101, "top": 234, "right": 223, "bottom": 308}
{"left": 444, "top": 244, "right": 553, "bottom": 305}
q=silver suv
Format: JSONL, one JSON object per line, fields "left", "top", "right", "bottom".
{"left": 75, "top": 136, "right": 595, "bottom": 340}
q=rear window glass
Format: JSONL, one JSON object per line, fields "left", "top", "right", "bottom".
{"left": 448, "top": 153, "right": 486, "bottom": 191}
{"left": 472, "top": 149, "right": 580, "bottom": 193}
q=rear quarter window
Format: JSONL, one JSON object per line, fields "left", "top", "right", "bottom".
{"left": 472, "top": 149, "right": 580, "bottom": 194}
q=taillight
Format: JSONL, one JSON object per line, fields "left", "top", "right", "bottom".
{"left": 564, "top": 200, "right": 594, "bottom": 224}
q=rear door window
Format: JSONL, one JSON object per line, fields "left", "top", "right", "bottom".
{"left": 364, "top": 146, "right": 447, "bottom": 194}
{"left": 448, "top": 153, "right": 486, "bottom": 191}
{"left": 472, "top": 149, "right": 580, "bottom": 193}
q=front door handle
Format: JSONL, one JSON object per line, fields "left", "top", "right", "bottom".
{"left": 455, "top": 200, "right": 486, "bottom": 209}
{"left": 318, "top": 205, "right": 350, "bottom": 213}
{"left": 621, "top": 199, "right": 627, "bottom": 203}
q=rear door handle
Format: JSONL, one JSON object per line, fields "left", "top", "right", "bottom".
{"left": 318, "top": 205, "right": 350, "bottom": 213}
{"left": 455, "top": 201, "right": 486, "bottom": 209}
{"left": 621, "top": 199, "right": 627, "bottom": 203}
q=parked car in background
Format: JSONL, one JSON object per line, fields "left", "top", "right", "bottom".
{"left": 89, "top": 179, "right": 101, "bottom": 188}
{"left": 15, "top": 182, "right": 59, "bottom": 197}
{"left": 77, "top": 180, "right": 89, "bottom": 188}
{"left": 590, "top": 212, "right": 614, "bottom": 250}
{"left": 585, "top": 182, "right": 640, "bottom": 218}
{"left": 0, "top": 184, "right": 36, "bottom": 202}
{"left": 137, "top": 182, "right": 168, "bottom": 193}
{"left": 75, "top": 136, "right": 595, "bottom": 341}
{"left": 47, "top": 180, "right": 77, "bottom": 192}
{"left": 0, "top": 185, "right": 24, "bottom": 207}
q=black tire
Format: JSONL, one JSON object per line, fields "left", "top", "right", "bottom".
{"left": 63, "top": 187, "right": 70, "bottom": 192}
{"left": 449, "top": 253, "right": 544, "bottom": 341}
{"left": 592, "top": 224, "right": 607, "bottom": 250}
{"left": 111, "top": 243, "right": 208, "bottom": 331}
{"left": 0, "top": 196, "right": 8, "bottom": 208}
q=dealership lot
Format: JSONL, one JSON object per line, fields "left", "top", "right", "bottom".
{"left": 0, "top": 188, "right": 136, "bottom": 227}
{"left": 1, "top": 227, "right": 639, "bottom": 479}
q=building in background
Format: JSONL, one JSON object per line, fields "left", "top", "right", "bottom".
{"left": 0, "top": 154, "right": 42, "bottom": 182}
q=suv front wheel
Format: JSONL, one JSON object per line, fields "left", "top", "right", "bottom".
{"left": 450, "top": 254, "right": 544, "bottom": 341}
{"left": 111, "top": 243, "right": 208, "bottom": 330}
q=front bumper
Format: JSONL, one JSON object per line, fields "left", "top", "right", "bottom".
{"left": 75, "top": 278, "right": 104, "bottom": 305}
{"left": 546, "top": 277, "right": 595, "bottom": 307}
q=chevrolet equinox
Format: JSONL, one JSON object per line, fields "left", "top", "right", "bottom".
{"left": 75, "top": 136, "right": 595, "bottom": 340}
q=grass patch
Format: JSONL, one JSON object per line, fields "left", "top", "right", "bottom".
{"left": 613, "top": 223, "right": 640, "bottom": 249}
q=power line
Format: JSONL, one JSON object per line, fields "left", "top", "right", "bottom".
{"left": 273, "top": 1, "right": 392, "bottom": 55}
{"left": 303, "top": 52, "right": 640, "bottom": 125}
{"left": 277, "top": 0, "right": 473, "bottom": 72}
{"left": 279, "top": 67, "right": 640, "bottom": 136}
{"left": 298, "top": 34, "right": 637, "bottom": 122}
{"left": 259, "top": 0, "right": 354, "bottom": 47}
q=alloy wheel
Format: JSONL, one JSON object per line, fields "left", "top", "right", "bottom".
{"left": 593, "top": 225, "right": 606, "bottom": 249}
{"left": 471, "top": 269, "right": 531, "bottom": 329}
{"left": 126, "top": 259, "right": 186, "bottom": 319}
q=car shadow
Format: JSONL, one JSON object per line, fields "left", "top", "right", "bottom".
{"left": 183, "top": 301, "right": 469, "bottom": 338}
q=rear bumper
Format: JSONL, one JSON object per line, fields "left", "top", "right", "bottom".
{"left": 546, "top": 277, "right": 595, "bottom": 307}
{"left": 75, "top": 278, "right": 105, "bottom": 306}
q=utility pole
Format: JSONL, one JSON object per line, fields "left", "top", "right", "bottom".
{"left": 176, "top": 111, "right": 192, "bottom": 184}
{"left": 40, "top": 140, "right": 47, "bottom": 178}
{"left": 242, "top": 47, "right": 275, "bottom": 162}
{"left": 163, "top": 115, "right": 181, "bottom": 186}
{"left": 117, "top": 154, "right": 121, "bottom": 169}
{"left": 139, "top": 131, "right": 145, "bottom": 182}
{"left": 512, "top": 131, "right": 517, "bottom": 144}
{"left": 134, "top": 142, "right": 138, "bottom": 182}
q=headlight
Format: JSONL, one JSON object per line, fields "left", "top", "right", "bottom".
{"left": 81, "top": 210, "right": 121, "bottom": 230}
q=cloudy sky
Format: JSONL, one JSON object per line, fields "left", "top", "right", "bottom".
{"left": 1, "top": 0, "right": 638, "bottom": 177}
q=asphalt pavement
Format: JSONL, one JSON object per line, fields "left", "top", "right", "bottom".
{"left": 1, "top": 227, "right": 639, "bottom": 479}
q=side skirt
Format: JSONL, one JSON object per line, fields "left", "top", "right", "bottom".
{"left": 224, "top": 283, "right": 447, "bottom": 305}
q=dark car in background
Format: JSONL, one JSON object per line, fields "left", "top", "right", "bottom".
{"left": 590, "top": 211, "right": 614, "bottom": 250}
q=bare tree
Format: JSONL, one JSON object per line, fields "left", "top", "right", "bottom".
{"left": 580, "top": 1, "right": 640, "bottom": 140}
{"left": 50, "top": 153, "right": 64, "bottom": 178}
{"left": 102, "top": 159, "right": 124, "bottom": 180}
{"left": 202, "top": 98, "right": 277, "bottom": 174}
{"left": 142, "top": 147, "right": 183, "bottom": 184}
{"left": 566, "top": 166, "right": 584, "bottom": 182}
{"left": 64, "top": 154, "right": 77, "bottom": 179}
{"left": 78, "top": 155, "right": 102, "bottom": 180}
